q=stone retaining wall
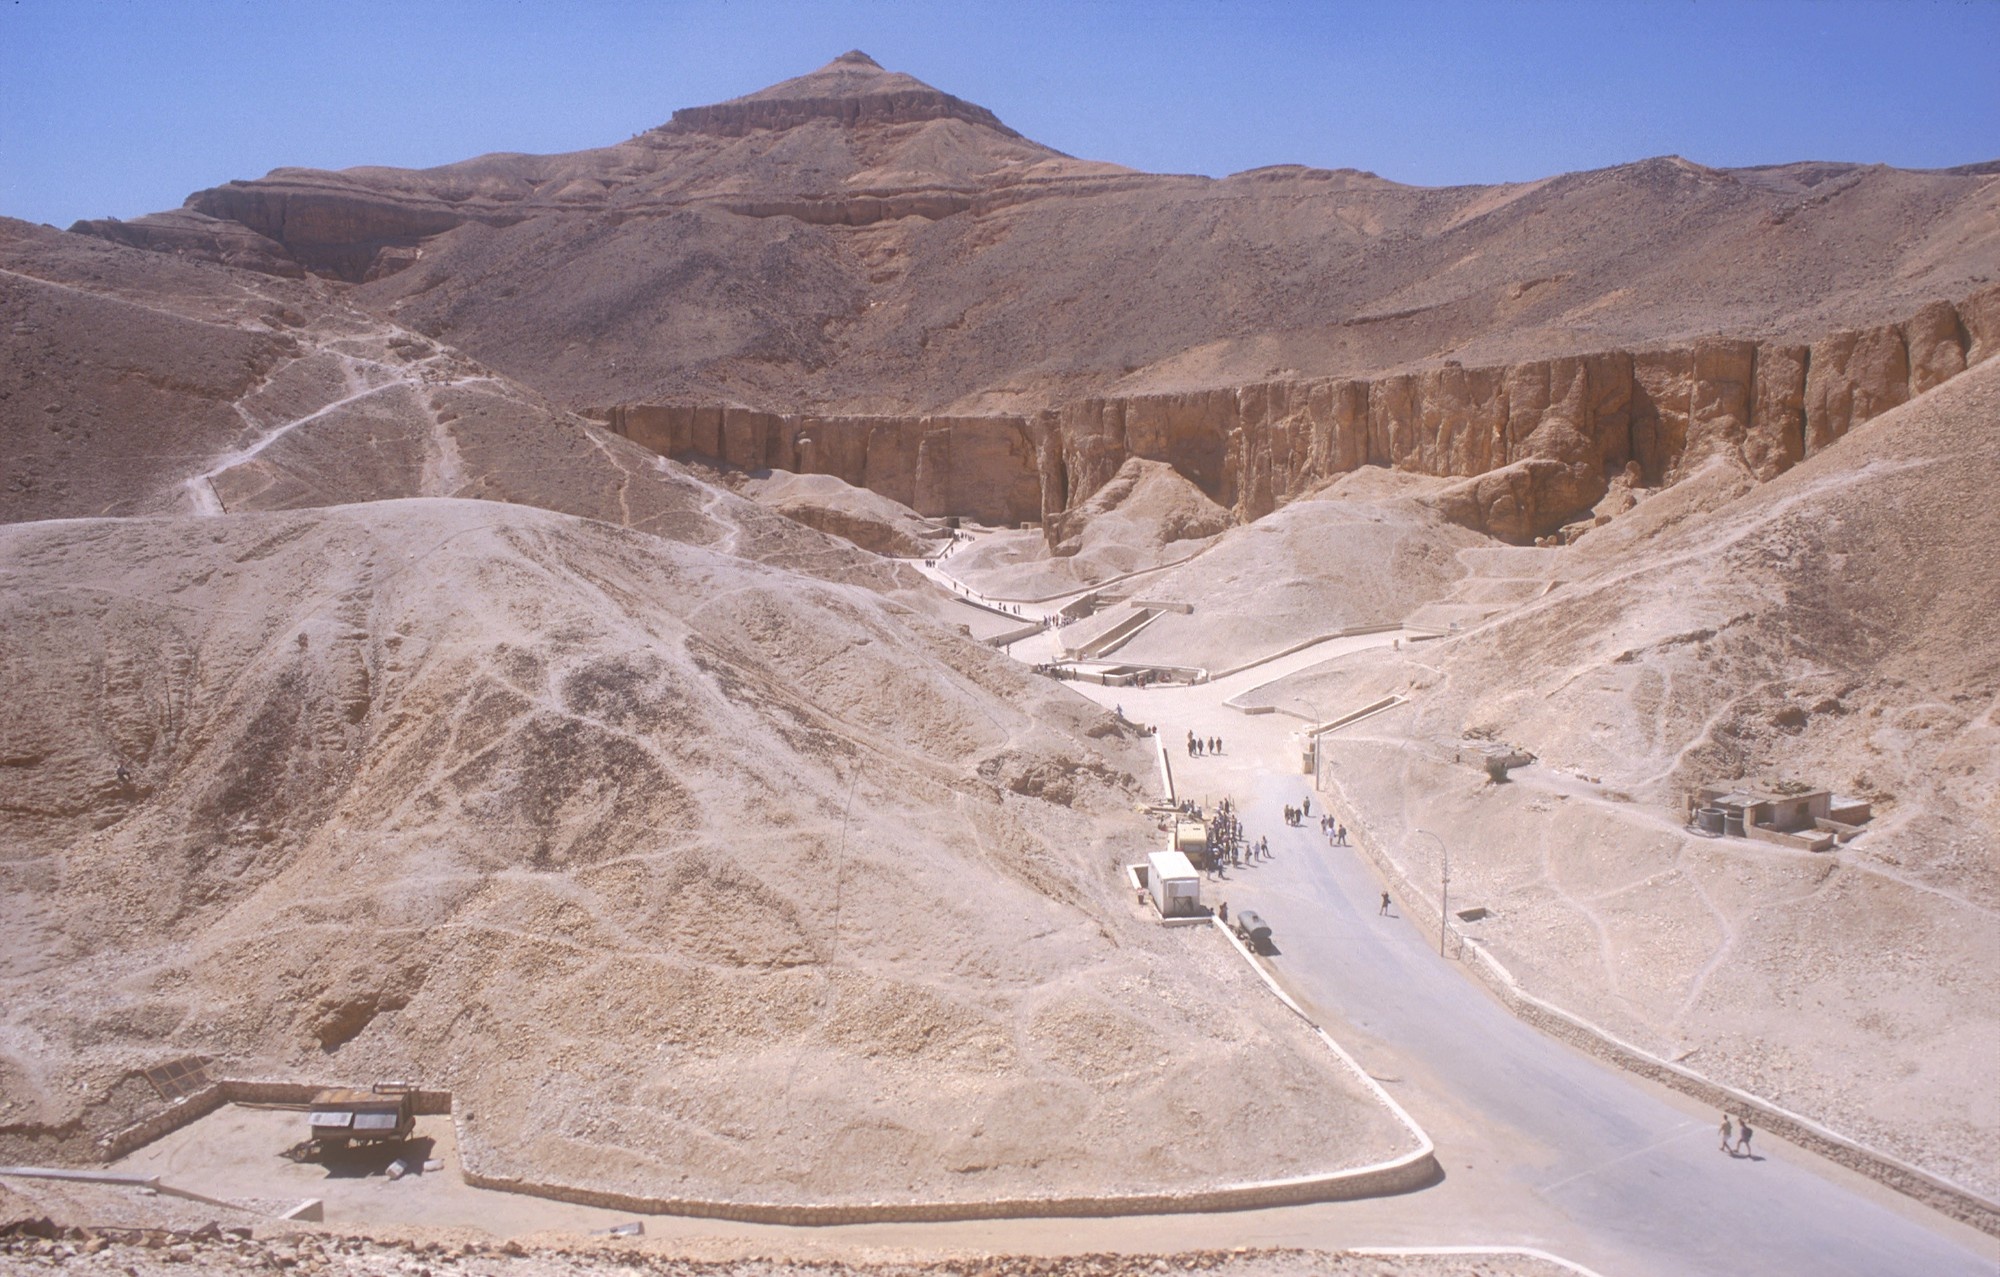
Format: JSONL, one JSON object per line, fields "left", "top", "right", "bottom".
{"left": 97, "top": 1080, "right": 453, "bottom": 1162}
{"left": 89, "top": 1043, "right": 1437, "bottom": 1225}
{"left": 451, "top": 919, "right": 1439, "bottom": 1224}
{"left": 453, "top": 1150, "right": 1436, "bottom": 1226}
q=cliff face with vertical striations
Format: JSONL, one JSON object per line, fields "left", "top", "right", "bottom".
{"left": 602, "top": 283, "right": 2000, "bottom": 543}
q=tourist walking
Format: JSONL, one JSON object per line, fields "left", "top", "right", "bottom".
{"left": 1379, "top": 891, "right": 1392, "bottom": 916}
{"left": 1719, "top": 1114, "right": 1734, "bottom": 1153}
{"left": 1736, "top": 1117, "right": 1754, "bottom": 1157}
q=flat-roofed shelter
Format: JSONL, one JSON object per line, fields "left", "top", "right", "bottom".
{"left": 1694, "top": 783, "right": 1873, "bottom": 852}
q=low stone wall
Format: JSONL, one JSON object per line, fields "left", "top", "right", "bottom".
{"left": 88, "top": 1043, "right": 1436, "bottom": 1225}
{"left": 1214, "top": 624, "right": 1407, "bottom": 684}
{"left": 453, "top": 918, "right": 1439, "bottom": 1224}
{"left": 97, "top": 1079, "right": 454, "bottom": 1162}
{"left": 1068, "top": 607, "right": 1161, "bottom": 659}
{"left": 455, "top": 1150, "right": 1436, "bottom": 1226}
{"left": 1316, "top": 769, "right": 2000, "bottom": 1238}
{"left": 98, "top": 1086, "right": 227, "bottom": 1162}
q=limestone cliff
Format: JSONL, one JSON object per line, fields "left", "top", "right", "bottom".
{"left": 603, "top": 283, "right": 2000, "bottom": 545}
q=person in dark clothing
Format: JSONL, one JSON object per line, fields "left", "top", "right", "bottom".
{"left": 1379, "top": 891, "right": 1392, "bottom": 916}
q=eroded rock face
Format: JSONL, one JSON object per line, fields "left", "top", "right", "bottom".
{"left": 1431, "top": 459, "right": 1601, "bottom": 542}
{"left": 1806, "top": 324, "right": 1910, "bottom": 455}
{"left": 603, "top": 405, "right": 1045, "bottom": 526}
{"left": 1746, "top": 343, "right": 1808, "bottom": 480}
{"left": 666, "top": 51, "right": 1023, "bottom": 140}
{"left": 603, "top": 285, "right": 1999, "bottom": 545}
{"left": 67, "top": 208, "right": 306, "bottom": 279}
{"left": 183, "top": 182, "right": 489, "bottom": 282}
{"left": 1964, "top": 286, "right": 2000, "bottom": 367}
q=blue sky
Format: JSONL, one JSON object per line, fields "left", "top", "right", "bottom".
{"left": 4, "top": 0, "right": 1996, "bottom": 227}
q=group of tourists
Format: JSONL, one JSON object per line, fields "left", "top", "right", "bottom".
{"left": 1200, "top": 797, "right": 1273, "bottom": 875}
{"left": 1319, "top": 813, "right": 1349, "bottom": 845}
{"left": 1283, "top": 796, "right": 1312, "bottom": 826}
{"left": 1207, "top": 798, "right": 1241, "bottom": 874}
{"left": 1186, "top": 731, "right": 1223, "bottom": 757}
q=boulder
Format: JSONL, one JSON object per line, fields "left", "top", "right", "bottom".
{"left": 1431, "top": 458, "right": 1603, "bottom": 543}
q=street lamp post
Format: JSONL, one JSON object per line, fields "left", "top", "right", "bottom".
{"left": 1299, "top": 700, "right": 1323, "bottom": 791}
{"left": 1415, "top": 828, "right": 1450, "bottom": 957}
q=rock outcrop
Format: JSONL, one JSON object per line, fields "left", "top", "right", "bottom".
{"left": 604, "top": 404, "right": 1046, "bottom": 527}
{"left": 69, "top": 52, "right": 1119, "bottom": 284}
{"left": 665, "top": 50, "right": 1024, "bottom": 140}
{"left": 604, "top": 284, "right": 1999, "bottom": 544}
{"left": 67, "top": 208, "right": 307, "bottom": 278}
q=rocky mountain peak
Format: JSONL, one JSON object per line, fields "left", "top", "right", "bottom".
{"left": 664, "top": 52, "right": 1023, "bottom": 139}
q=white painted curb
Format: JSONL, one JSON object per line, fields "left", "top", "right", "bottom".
{"left": 1354, "top": 1245, "right": 1610, "bottom": 1277}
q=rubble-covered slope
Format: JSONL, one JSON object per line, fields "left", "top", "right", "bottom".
{"left": 1264, "top": 360, "right": 2000, "bottom": 1195}
{"left": 0, "top": 499, "right": 1404, "bottom": 1205}
{"left": 70, "top": 56, "right": 2000, "bottom": 419}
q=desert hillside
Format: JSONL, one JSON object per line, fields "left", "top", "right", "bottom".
{"left": 74, "top": 53, "right": 2000, "bottom": 420}
{"left": 1228, "top": 359, "right": 2000, "bottom": 1195}
{"left": 61, "top": 53, "right": 2000, "bottom": 552}
{"left": 0, "top": 498, "right": 1406, "bottom": 1204}
{"left": 5, "top": 40, "right": 1998, "bottom": 1262}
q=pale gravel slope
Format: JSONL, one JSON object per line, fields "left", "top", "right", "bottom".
{"left": 1245, "top": 361, "right": 2000, "bottom": 1197}
{"left": 0, "top": 498, "right": 1405, "bottom": 1206}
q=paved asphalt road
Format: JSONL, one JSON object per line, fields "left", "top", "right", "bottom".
{"left": 1159, "top": 694, "right": 1998, "bottom": 1277}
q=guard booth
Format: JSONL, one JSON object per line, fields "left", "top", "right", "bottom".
{"left": 1146, "top": 849, "right": 1202, "bottom": 918}
{"left": 1172, "top": 817, "right": 1209, "bottom": 868}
